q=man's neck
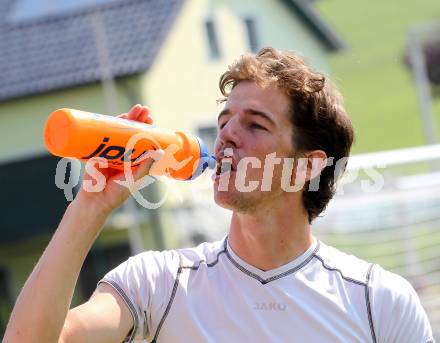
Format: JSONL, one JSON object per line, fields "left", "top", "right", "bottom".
{"left": 228, "top": 199, "right": 314, "bottom": 272}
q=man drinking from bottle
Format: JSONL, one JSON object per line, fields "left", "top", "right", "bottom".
{"left": 4, "top": 47, "right": 434, "bottom": 343}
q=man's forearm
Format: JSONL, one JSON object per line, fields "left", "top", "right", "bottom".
{"left": 4, "top": 197, "right": 111, "bottom": 342}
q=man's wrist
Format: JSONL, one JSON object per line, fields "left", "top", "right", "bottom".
{"left": 70, "top": 192, "right": 113, "bottom": 223}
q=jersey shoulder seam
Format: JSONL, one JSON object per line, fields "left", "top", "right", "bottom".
{"left": 180, "top": 239, "right": 228, "bottom": 270}
{"left": 312, "top": 252, "right": 368, "bottom": 286}
{"left": 365, "top": 263, "right": 377, "bottom": 343}
{"left": 151, "top": 251, "right": 183, "bottom": 343}
{"left": 313, "top": 253, "right": 377, "bottom": 343}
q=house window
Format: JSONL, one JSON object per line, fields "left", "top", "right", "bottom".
{"left": 198, "top": 125, "right": 218, "bottom": 153}
{"left": 204, "top": 19, "right": 221, "bottom": 59}
{"left": 244, "top": 17, "right": 259, "bottom": 53}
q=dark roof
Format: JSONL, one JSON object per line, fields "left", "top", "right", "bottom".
{"left": 0, "top": 0, "right": 344, "bottom": 102}
{"left": 0, "top": 0, "right": 185, "bottom": 101}
{"left": 283, "top": 0, "right": 346, "bottom": 52}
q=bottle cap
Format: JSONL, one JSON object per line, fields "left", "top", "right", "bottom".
{"left": 187, "top": 137, "right": 216, "bottom": 180}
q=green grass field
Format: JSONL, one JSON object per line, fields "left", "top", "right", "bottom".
{"left": 316, "top": 0, "right": 440, "bottom": 153}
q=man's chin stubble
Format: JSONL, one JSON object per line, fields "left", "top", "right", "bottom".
{"left": 215, "top": 191, "right": 259, "bottom": 214}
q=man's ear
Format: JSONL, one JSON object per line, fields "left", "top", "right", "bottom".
{"left": 304, "top": 150, "right": 328, "bottom": 182}
{"left": 291, "top": 150, "right": 328, "bottom": 186}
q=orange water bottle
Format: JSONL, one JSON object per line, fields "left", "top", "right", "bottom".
{"left": 44, "top": 108, "right": 215, "bottom": 180}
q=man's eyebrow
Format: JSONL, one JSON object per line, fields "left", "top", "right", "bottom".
{"left": 217, "top": 108, "right": 276, "bottom": 126}
{"left": 244, "top": 108, "right": 276, "bottom": 126}
{"left": 217, "top": 109, "right": 230, "bottom": 123}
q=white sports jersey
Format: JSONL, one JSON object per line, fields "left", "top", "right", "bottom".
{"left": 99, "top": 236, "right": 434, "bottom": 343}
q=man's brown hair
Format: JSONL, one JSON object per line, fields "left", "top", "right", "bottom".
{"left": 219, "top": 47, "right": 354, "bottom": 223}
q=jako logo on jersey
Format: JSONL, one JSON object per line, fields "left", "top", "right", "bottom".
{"left": 81, "top": 137, "right": 157, "bottom": 165}
{"left": 253, "top": 302, "right": 287, "bottom": 311}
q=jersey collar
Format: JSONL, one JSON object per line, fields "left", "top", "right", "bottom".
{"left": 224, "top": 236, "right": 319, "bottom": 284}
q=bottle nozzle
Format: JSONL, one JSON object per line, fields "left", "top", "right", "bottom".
{"left": 208, "top": 154, "right": 217, "bottom": 169}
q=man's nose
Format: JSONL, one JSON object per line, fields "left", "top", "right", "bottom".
{"left": 217, "top": 116, "right": 241, "bottom": 149}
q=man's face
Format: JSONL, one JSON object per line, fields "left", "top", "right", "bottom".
{"left": 213, "top": 80, "right": 296, "bottom": 212}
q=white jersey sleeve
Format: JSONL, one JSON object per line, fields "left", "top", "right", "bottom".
{"left": 370, "top": 265, "right": 434, "bottom": 343}
{"left": 98, "top": 250, "right": 180, "bottom": 342}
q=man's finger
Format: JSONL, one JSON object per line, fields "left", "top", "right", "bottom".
{"left": 144, "top": 114, "right": 154, "bottom": 125}
{"left": 139, "top": 107, "right": 151, "bottom": 124}
{"left": 127, "top": 104, "right": 142, "bottom": 120}
{"left": 133, "top": 150, "right": 165, "bottom": 181}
